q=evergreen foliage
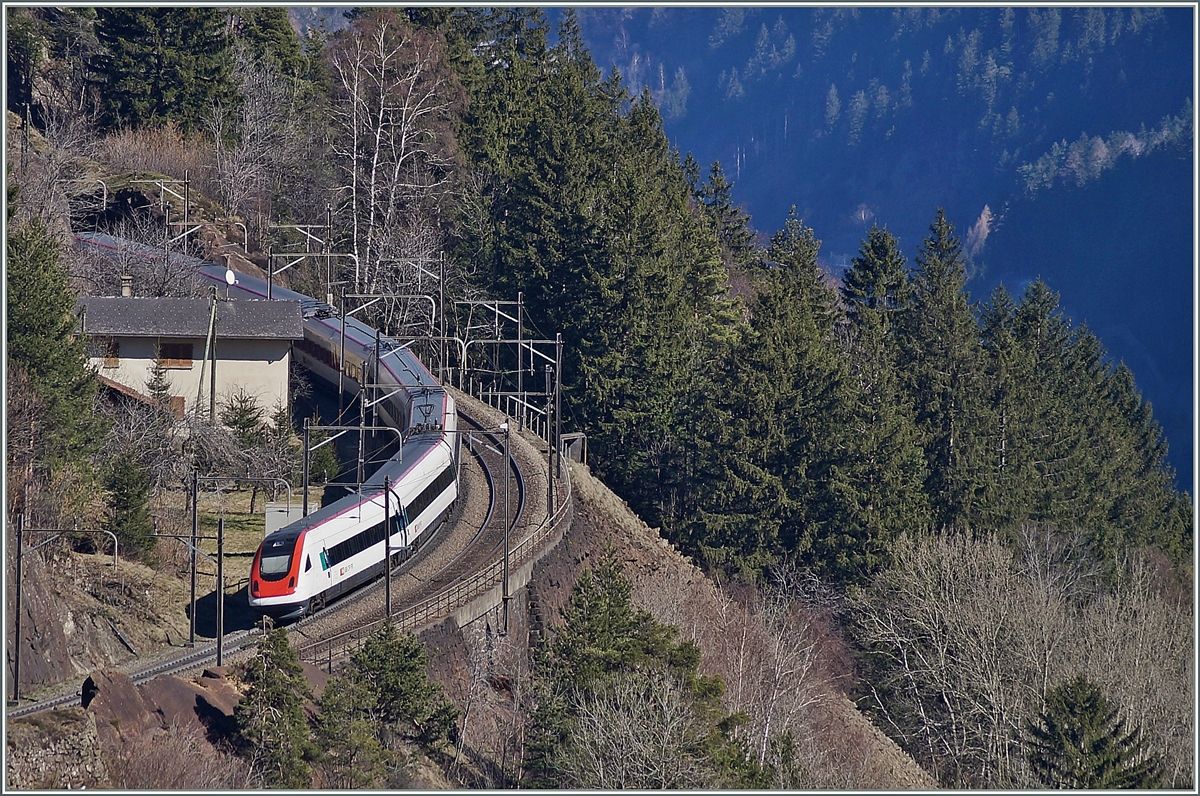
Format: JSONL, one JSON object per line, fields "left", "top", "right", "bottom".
{"left": 231, "top": 6, "right": 307, "bottom": 78}
{"left": 6, "top": 214, "right": 103, "bottom": 472}
{"left": 92, "top": 7, "right": 235, "bottom": 132}
{"left": 829, "top": 226, "right": 930, "bottom": 581}
{"left": 220, "top": 388, "right": 266, "bottom": 448}
{"left": 840, "top": 224, "right": 913, "bottom": 324}
{"left": 315, "top": 624, "right": 456, "bottom": 787}
{"left": 315, "top": 673, "right": 389, "bottom": 788}
{"left": 698, "top": 210, "right": 849, "bottom": 578}
{"left": 144, "top": 360, "right": 174, "bottom": 413}
{"left": 527, "top": 550, "right": 761, "bottom": 788}
{"left": 102, "top": 451, "right": 154, "bottom": 560}
{"left": 234, "top": 627, "right": 315, "bottom": 788}
{"left": 347, "top": 623, "right": 458, "bottom": 747}
{"left": 696, "top": 160, "right": 759, "bottom": 270}
{"left": 1026, "top": 675, "right": 1164, "bottom": 788}
{"left": 448, "top": 9, "right": 742, "bottom": 552}
{"left": 898, "top": 209, "right": 991, "bottom": 531}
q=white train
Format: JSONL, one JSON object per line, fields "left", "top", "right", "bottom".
{"left": 76, "top": 233, "right": 459, "bottom": 620}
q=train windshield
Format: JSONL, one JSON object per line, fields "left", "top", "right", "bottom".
{"left": 259, "top": 534, "right": 299, "bottom": 580}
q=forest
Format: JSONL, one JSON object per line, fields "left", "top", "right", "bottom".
{"left": 5, "top": 6, "right": 1193, "bottom": 789}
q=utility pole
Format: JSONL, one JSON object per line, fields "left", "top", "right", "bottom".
{"left": 384, "top": 476, "right": 392, "bottom": 619}
{"left": 302, "top": 418, "right": 311, "bottom": 517}
{"left": 216, "top": 518, "right": 225, "bottom": 666}
{"left": 190, "top": 470, "right": 198, "bottom": 646}
{"left": 545, "top": 364, "right": 554, "bottom": 517}
{"left": 555, "top": 333, "right": 563, "bottom": 479}
{"left": 502, "top": 421, "right": 510, "bottom": 636}
{"left": 12, "top": 514, "right": 23, "bottom": 703}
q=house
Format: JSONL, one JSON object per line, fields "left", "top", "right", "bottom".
{"left": 76, "top": 296, "right": 304, "bottom": 417}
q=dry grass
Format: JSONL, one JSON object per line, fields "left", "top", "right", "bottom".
{"left": 94, "top": 123, "right": 215, "bottom": 187}
{"left": 106, "top": 721, "right": 252, "bottom": 790}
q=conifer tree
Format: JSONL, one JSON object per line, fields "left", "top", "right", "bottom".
{"left": 102, "top": 451, "right": 154, "bottom": 560}
{"left": 235, "top": 627, "right": 315, "bottom": 788}
{"left": 840, "top": 224, "right": 912, "bottom": 327}
{"left": 221, "top": 387, "right": 266, "bottom": 448}
{"left": 697, "top": 161, "right": 758, "bottom": 270}
{"left": 232, "top": 6, "right": 306, "bottom": 77}
{"left": 978, "top": 283, "right": 1028, "bottom": 529}
{"left": 828, "top": 226, "right": 929, "bottom": 581}
{"left": 92, "top": 7, "right": 234, "bottom": 132}
{"left": 1026, "top": 675, "right": 1163, "bottom": 789}
{"left": 341, "top": 623, "right": 458, "bottom": 748}
{"left": 899, "top": 209, "right": 989, "bottom": 531}
{"left": 307, "top": 415, "right": 342, "bottom": 486}
{"left": 527, "top": 550, "right": 753, "bottom": 788}
{"left": 145, "top": 359, "right": 174, "bottom": 414}
{"left": 701, "top": 209, "right": 848, "bottom": 576}
{"left": 6, "top": 214, "right": 103, "bottom": 472}
{"left": 315, "top": 674, "right": 389, "bottom": 788}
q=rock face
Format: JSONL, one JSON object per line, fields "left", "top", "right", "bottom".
{"left": 6, "top": 707, "right": 110, "bottom": 790}
{"left": 81, "top": 667, "right": 243, "bottom": 748}
{"left": 6, "top": 547, "right": 193, "bottom": 698}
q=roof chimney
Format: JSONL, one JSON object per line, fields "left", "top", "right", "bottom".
{"left": 121, "top": 275, "right": 133, "bottom": 298}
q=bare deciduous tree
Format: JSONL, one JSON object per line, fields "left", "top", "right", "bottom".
{"left": 207, "top": 44, "right": 305, "bottom": 243}
{"left": 851, "top": 528, "right": 1193, "bottom": 789}
{"left": 326, "top": 12, "right": 458, "bottom": 299}
{"left": 552, "top": 668, "right": 715, "bottom": 789}
{"left": 106, "top": 721, "right": 253, "bottom": 789}
{"left": 70, "top": 213, "right": 205, "bottom": 298}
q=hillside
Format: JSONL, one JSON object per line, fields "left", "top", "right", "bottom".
{"left": 6, "top": 461, "right": 936, "bottom": 790}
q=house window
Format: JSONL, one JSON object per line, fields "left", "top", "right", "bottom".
{"left": 158, "top": 342, "right": 194, "bottom": 368}
{"left": 92, "top": 338, "right": 120, "bottom": 367}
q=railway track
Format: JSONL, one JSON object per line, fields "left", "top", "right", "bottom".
{"left": 6, "top": 402, "right": 571, "bottom": 719}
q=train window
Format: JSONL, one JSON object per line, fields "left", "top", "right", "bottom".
{"left": 260, "top": 535, "right": 298, "bottom": 581}
{"left": 305, "top": 555, "right": 312, "bottom": 572}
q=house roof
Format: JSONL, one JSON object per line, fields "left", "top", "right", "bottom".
{"left": 76, "top": 297, "right": 304, "bottom": 340}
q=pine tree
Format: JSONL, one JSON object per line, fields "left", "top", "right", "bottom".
{"left": 899, "top": 209, "right": 990, "bottom": 531}
{"left": 1026, "top": 675, "right": 1163, "bottom": 788}
{"left": 235, "top": 627, "right": 314, "bottom": 788}
{"left": 315, "top": 673, "right": 389, "bottom": 788}
{"left": 527, "top": 550, "right": 750, "bottom": 788}
{"left": 979, "top": 280, "right": 1189, "bottom": 562}
{"left": 342, "top": 623, "right": 457, "bottom": 748}
{"left": 92, "top": 7, "right": 235, "bottom": 132}
{"left": 103, "top": 451, "right": 154, "bottom": 560}
{"left": 828, "top": 226, "right": 929, "bottom": 582}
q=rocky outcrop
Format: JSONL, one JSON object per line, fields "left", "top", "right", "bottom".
{"left": 6, "top": 549, "right": 194, "bottom": 698}
{"left": 82, "top": 667, "right": 243, "bottom": 748}
{"left": 6, "top": 707, "right": 110, "bottom": 790}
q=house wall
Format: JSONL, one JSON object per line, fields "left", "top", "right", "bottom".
{"left": 90, "top": 337, "right": 293, "bottom": 415}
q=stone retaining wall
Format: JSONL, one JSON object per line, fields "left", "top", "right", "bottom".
{"left": 5, "top": 707, "right": 110, "bottom": 790}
